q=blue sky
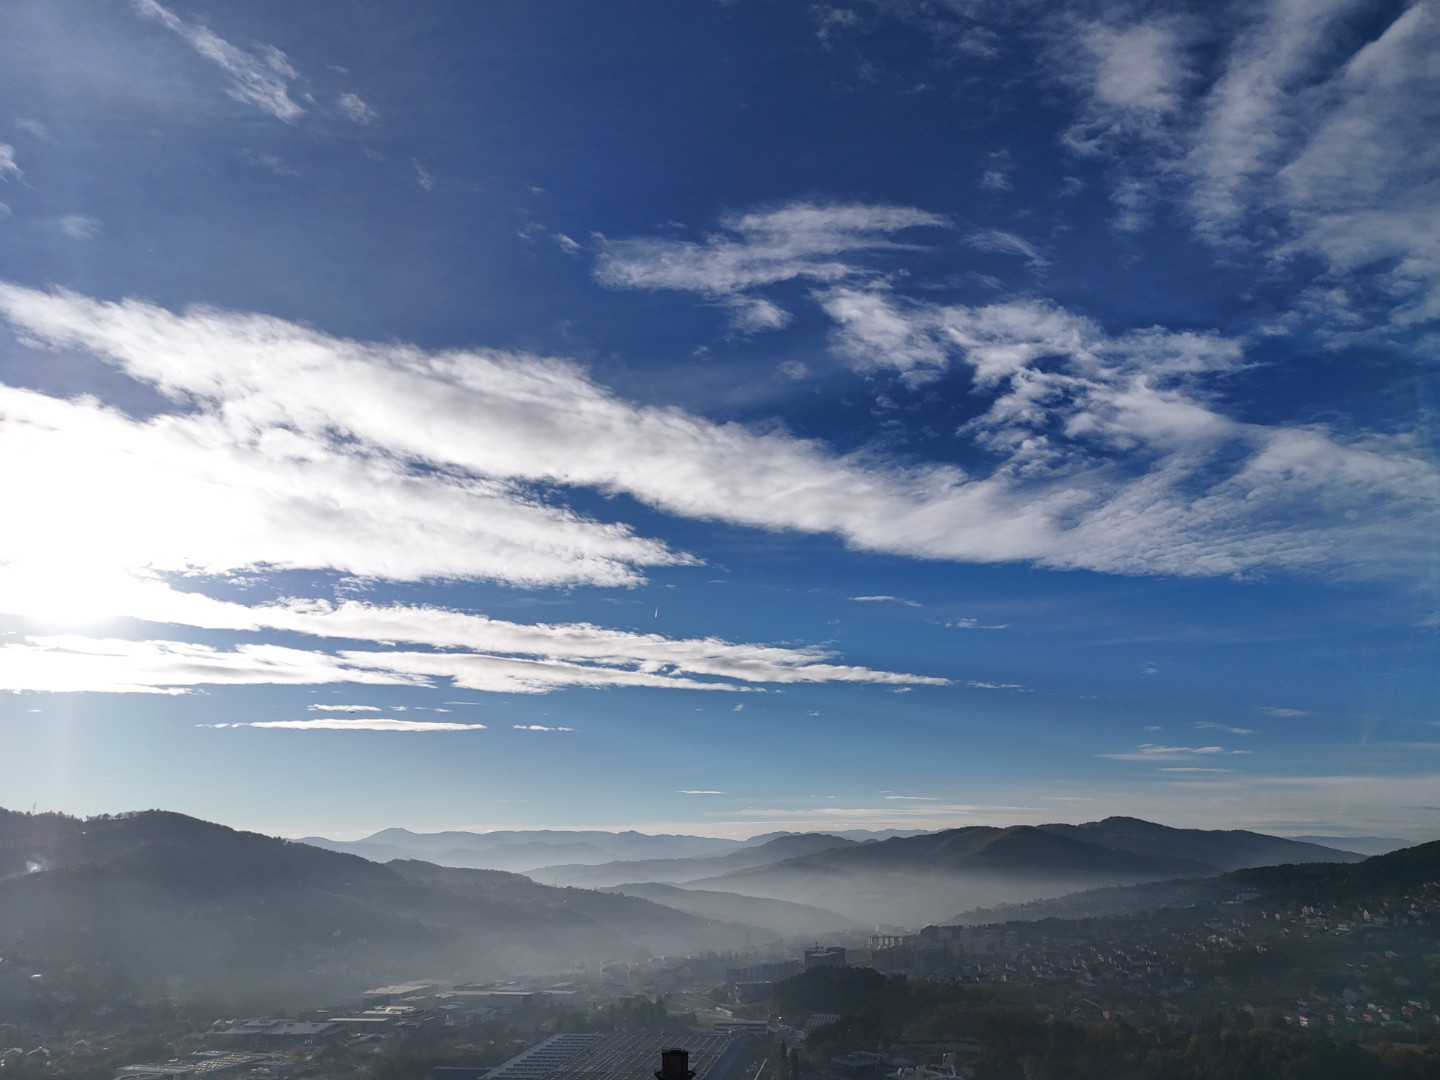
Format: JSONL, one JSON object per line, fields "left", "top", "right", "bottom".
{"left": 0, "top": 0, "right": 1436, "bottom": 842}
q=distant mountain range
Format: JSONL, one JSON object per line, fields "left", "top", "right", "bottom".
{"left": 311, "top": 817, "right": 1371, "bottom": 927}
{"left": 293, "top": 821, "right": 1368, "bottom": 923}
{"left": 530, "top": 833, "right": 861, "bottom": 888}
{"left": 680, "top": 818, "right": 1367, "bottom": 925}
{"left": 297, "top": 826, "right": 917, "bottom": 873}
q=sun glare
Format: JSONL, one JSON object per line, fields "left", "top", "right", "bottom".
{"left": 0, "top": 563, "right": 149, "bottom": 626}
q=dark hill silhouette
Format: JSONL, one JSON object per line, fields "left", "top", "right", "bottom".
{"left": 0, "top": 808, "right": 766, "bottom": 1011}
{"left": 951, "top": 837, "right": 1438, "bottom": 924}
{"left": 1035, "top": 816, "right": 1365, "bottom": 871}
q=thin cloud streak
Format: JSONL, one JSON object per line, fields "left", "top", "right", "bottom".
{"left": 130, "top": 0, "right": 305, "bottom": 123}
{"left": 210, "top": 718, "right": 487, "bottom": 732}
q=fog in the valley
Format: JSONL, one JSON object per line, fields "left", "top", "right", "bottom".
{"left": 0, "top": 808, "right": 1378, "bottom": 1011}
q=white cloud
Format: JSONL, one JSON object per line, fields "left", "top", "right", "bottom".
{"left": 1182, "top": 0, "right": 1354, "bottom": 243}
{"left": 677, "top": 789, "right": 723, "bottom": 795}
{"left": 1, "top": 280, "right": 1434, "bottom": 610}
{"left": 0, "top": 380, "right": 685, "bottom": 592}
{"left": 963, "top": 228, "right": 1048, "bottom": 268}
{"left": 1196, "top": 721, "right": 1254, "bottom": 735}
{"left": 336, "top": 92, "right": 377, "bottom": 125}
{"left": 1050, "top": 3, "right": 1440, "bottom": 333}
{"left": 414, "top": 160, "right": 434, "bottom": 190}
{"left": 812, "top": 6, "right": 859, "bottom": 47}
{"left": 962, "top": 680, "right": 1028, "bottom": 691}
{"left": 1262, "top": 706, "right": 1311, "bottom": 718}
{"left": 1057, "top": 16, "right": 1197, "bottom": 154}
{"left": 819, "top": 286, "right": 1440, "bottom": 579}
{"left": 241, "top": 150, "right": 297, "bottom": 177}
{"left": 0, "top": 622, "right": 931, "bottom": 697}
{"left": 308, "top": 704, "right": 382, "bottom": 713}
{"left": 58, "top": 215, "right": 100, "bottom": 240}
{"left": 850, "top": 594, "right": 921, "bottom": 606}
{"left": 514, "top": 724, "right": 573, "bottom": 732}
{"left": 944, "top": 618, "right": 1006, "bottom": 630}
{"left": 977, "top": 149, "right": 1013, "bottom": 191}
{"left": 1100, "top": 743, "right": 1245, "bottom": 761}
{"left": 552, "top": 232, "right": 582, "bottom": 256}
{"left": 724, "top": 295, "right": 792, "bottom": 333}
{"left": 1272, "top": 3, "right": 1440, "bottom": 327}
{"left": 334, "top": 649, "right": 763, "bottom": 695}
{"left": 883, "top": 794, "right": 936, "bottom": 800}
{"left": 595, "top": 202, "right": 947, "bottom": 330}
{"left": 0, "top": 144, "right": 19, "bottom": 182}
{"left": 213, "top": 718, "right": 486, "bottom": 732}
{"left": 0, "top": 635, "right": 424, "bottom": 695}
{"left": 14, "top": 119, "right": 49, "bottom": 141}
{"left": 129, "top": 0, "right": 305, "bottom": 123}
{"left": 0, "top": 567, "right": 944, "bottom": 691}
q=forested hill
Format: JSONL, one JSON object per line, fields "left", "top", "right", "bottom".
{"left": 0, "top": 808, "right": 762, "bottom": 1009}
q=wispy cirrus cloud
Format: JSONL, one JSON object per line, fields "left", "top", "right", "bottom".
{"left": 850, "top": 595, "right": 921, "bottom": 607}
{"left": 963, "top": 228, "right": 1048, "bottom": 269}
{"left": 130, "top": 0, "right": 305, "bottom": 123}
{"left": 336, "top": 92, "right": 377, "bottom": 125}
{"left": 0, "top": 626, "right": 942, "bottom": 696}
{"left": 58, "top": 215, "right": 100, "bottom": 240}
{"left": 819, "top": 285, "right": 1440, "bottom": 580}
{"left": 595, "top": 202, "right": 947, "bottom": 331}
{"left": 1053, "top": 14, "right": 1198, "bottom": 156}
{"left": 514, "top": 724, "right": 574, "bottom": 733}
{"left": 0, "top": 635, "right": 425, "bottom": 695}
{"left": 1195, "top": 721, "right": 1255, "bottom": 735}
{"left": 308, "top": 704, "right": 382, "bottom": 713}
{"left": 1046, "top": 1, "right": 1440, "bottom": 331}
{"left": 1100, "top": 743, "right": 1250, "bottom": 761}
{"left": 209, "top": 718, "right": 486, "bottom": 732}
{"left": 0, "top": 570, "right": 946, "bottom": 693}
{"left": 0, "top": 144, "right": 20, "bottom": 182}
